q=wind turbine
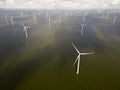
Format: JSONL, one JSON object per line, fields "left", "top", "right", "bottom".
{"left": 22, "top": 24, "right": 30, "bottom": 38}
{"left": 9, "top": 16, "right": 14, "bottom": 26}
{"left": 80, "top": 12, "right": 88, "bottom": 35}
{"left": 32, "top": 13, "right": 37, "bottom": 24}
{"left": 20, "top": 12, "right": 23, "bottom": 18}
{"left": 102, "top": 13, "right": 105, "bottom": 18}
{"left": 48, "top": 16, "right": 51, "bottom": 28}
{"left": 80, "top": 23, "right": 87, "bottom": 35}
{"left": 106, "top": 13, "right": 110, "bottom": 20}
{"left": 5, "top": 15, "right": 8, "bottom": 23}
{"left": 71, "top": 11, "right": 73, "bottom": 16}
{"left": 97, "top": 9, "right": 101, "bottom": 14}
{"left": 58, "top": 15, "right": 62, "bottom": 23}
{"left": 113, "top": 16, "right": 117, "bottom": 24}
{"left": 46, "top": 11, "right": 49, "bottom": 19}
{"left": 65, "top": 13, "right": 68, "bottom": 18}
{"left": 72, "top": 43, "right": 94, "bottom": 75}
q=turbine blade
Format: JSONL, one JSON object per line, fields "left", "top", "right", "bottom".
{"left": 113, "top": 16, "right": 117, "bottom": 24}
{"left": 71, "top": 43, "right": 80, "bottom": 54}
{"left": 22, "top": 24, "right": 25, "bottom": 27}
{"left": 76, "top": 56, "right": 80, "bottom": 75}
{"left": 80, "top": 23, "right": 83, "bottom": 27}
{"left": 80, "top": 52, "right": 94, "bottom": 55}
{"left": 73, "top": 55, "right": 79, "bottom": 66}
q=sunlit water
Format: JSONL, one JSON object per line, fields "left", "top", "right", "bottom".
{"left": 0, "top": 9, "right": 120, "bottom": 90}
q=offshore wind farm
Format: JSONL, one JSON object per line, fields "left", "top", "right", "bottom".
{"left": 0, "top": 8, "right": 120, "bottom": 90}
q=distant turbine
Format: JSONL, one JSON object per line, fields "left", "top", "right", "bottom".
{"left": 5, "top": 15, "right": 8, "bottom": 23}
{"left": 71, "top": 12, "right": 73, "bottom": 16}
{"left": 48, "top": 16, "right": 51, "bottom": 28}
{"left": 20, "top": 12, "right": 23, "bottom": 18}
{"left": 70, "top": 12, "right": 73, "bottom": 16}
{"left": 102, "top": 13, "right": 105, "bottom": 18}
{"left": 22, "top": 24, "right": 30, "bottom": 38}
{"left": 9, "top": 16, "right": 14, "bottom": 26}
{"left": 46, "top": 11, "right": 49, "bottom": 19}
{"left": 80, "top": 12, "right": 88, "bottom": 35}
{"left": 72, "top": 43, "right": 94, "bottom": 75}
{"left": 59, "top": 15, "right": 62, "bottom": 23}
{"left": 97, "top": 9, "right": 101, "bottom": 14}
{"left": 80, "top": 23, "right": 87, "bottom": 35}
{"left": 65, "top": 13, "right": 68, "bottom": 18}
{"left": 106, "top": 13, "right": 109, "bottom": 20}
{"left": 32, "top": 13, "right": 37, "bottom": 24}
{"left": 113, "top": 16, "right": 117, "bottom": 24}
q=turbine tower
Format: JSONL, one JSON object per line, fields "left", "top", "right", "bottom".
{"left": 22, "top": 24, "right": 30, "bottom": 38}
{"left": 72, "top": 43, "right": 94, "bottom": 74}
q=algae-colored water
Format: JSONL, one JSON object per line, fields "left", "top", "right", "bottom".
{"left": 0, "top": 9, "right": 120, "bottom": 90}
